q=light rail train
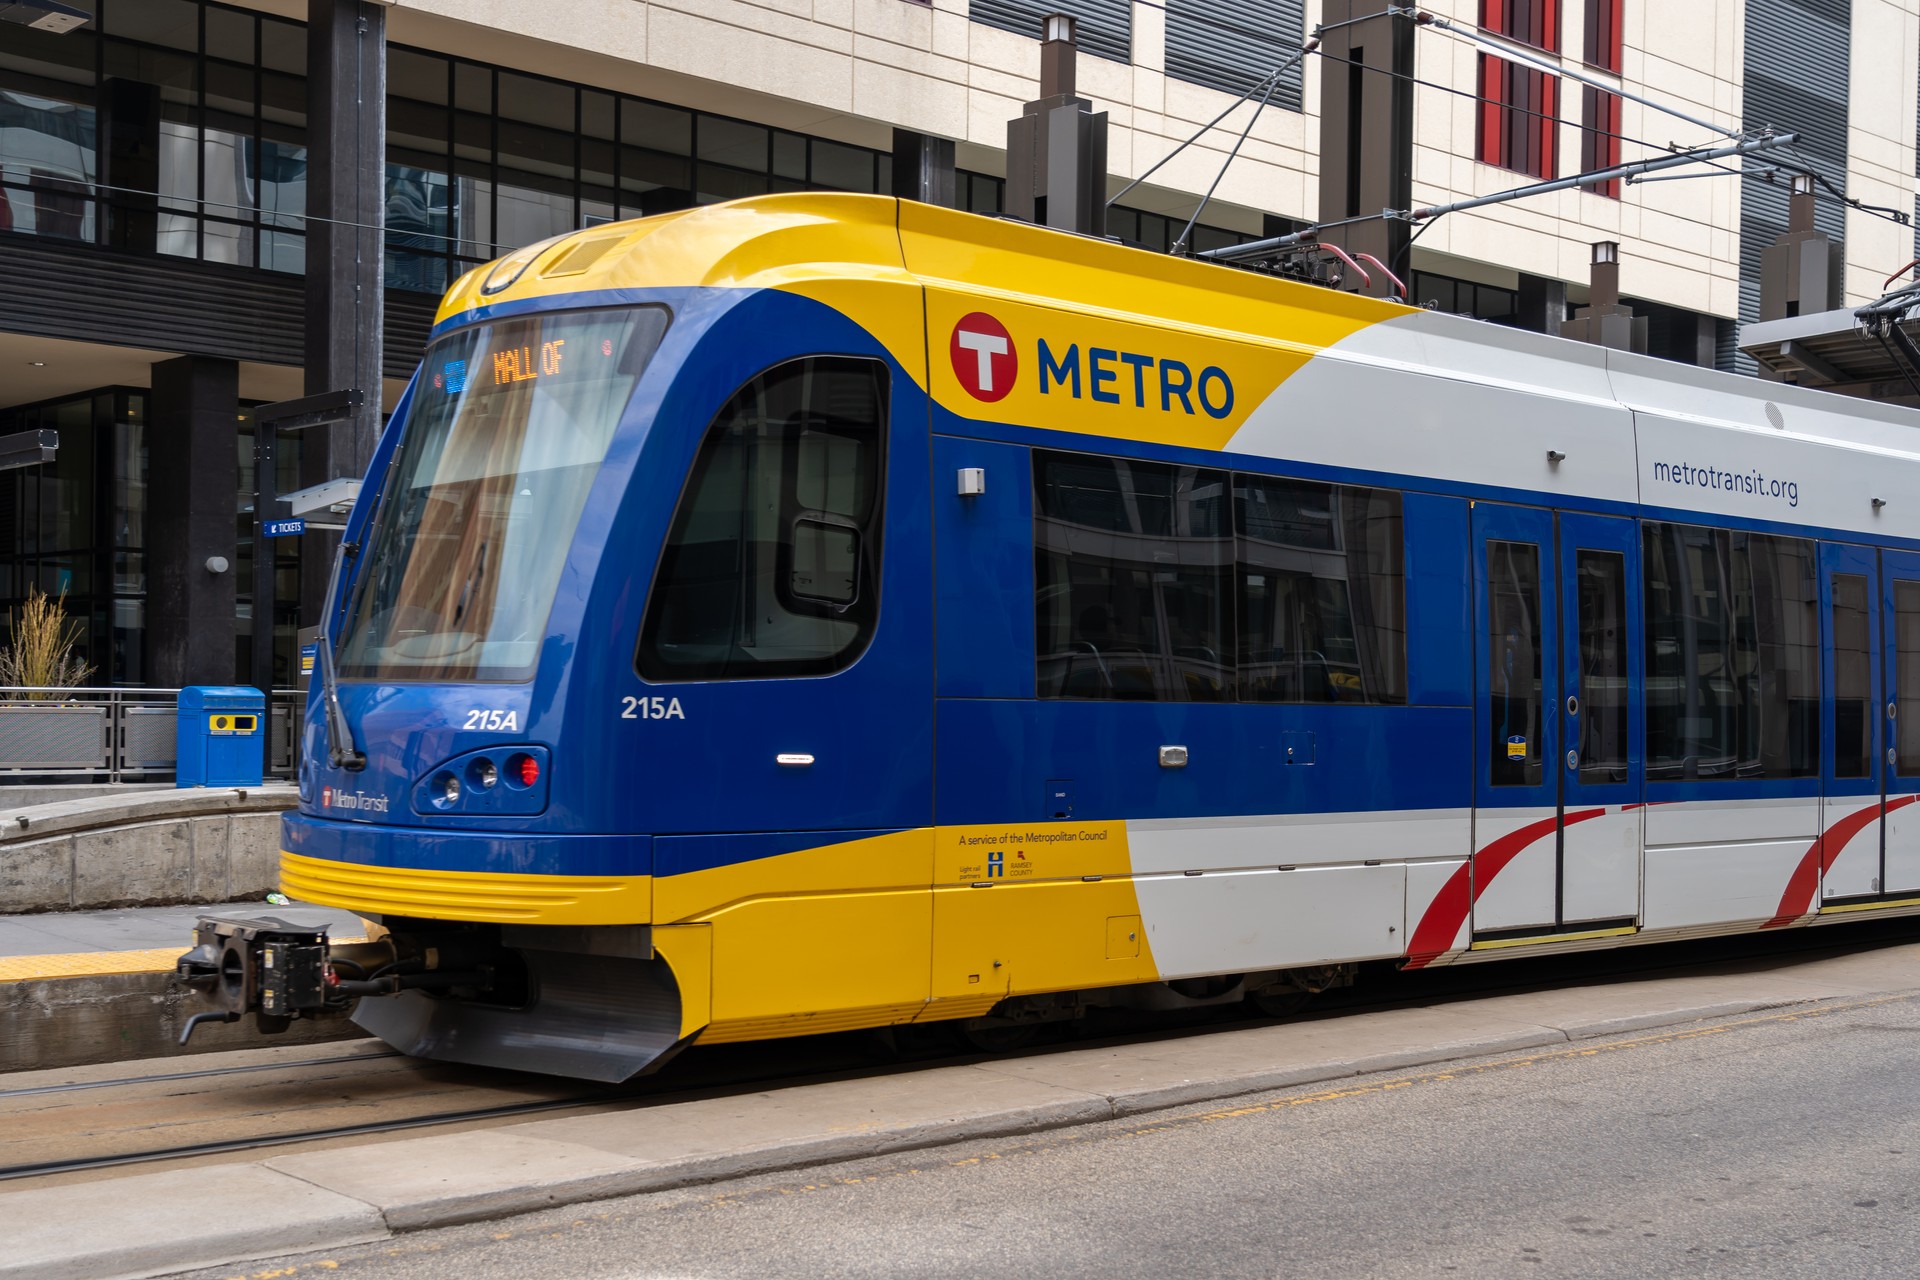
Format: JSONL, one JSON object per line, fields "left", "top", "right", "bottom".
{"left": 178, "top": 193, "right": 1920, "bottom": 1081}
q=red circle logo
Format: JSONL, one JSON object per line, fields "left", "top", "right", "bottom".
{"left": 950, "top": 312, "right": 1018, "bottom": 403}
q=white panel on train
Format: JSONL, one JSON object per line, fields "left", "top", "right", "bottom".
{"left": 1821, "top": 797, "right": 1884, "bottom": 900}
{"left": 1642, "top": 796, "right": 1820, "bottom": 849}
{"left": 1605, "top": 352, "right": 1920, "bottom": 542}
{"left": 1561, "top": 808, "right": 1641, "bottom": 923}
{"left": 1133, "top": 863, "right": 1407, "bottom": 977}
{"left": 1885, "top": 794, "right": 1920, "bottom": 895}
{"left": 1643, "top": 840, "right": 1808, "bottom": 931}
{"left": 1470, "top": 807, "right": 1560, "bottom": 933}
{"left": 1122, "top": 808, "right": 1470, "bottom": 873}
{"left": 1229, "top": 312, "right": 1640, "bottom": 504}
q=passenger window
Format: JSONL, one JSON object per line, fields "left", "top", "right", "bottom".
{"left": 1236, "top": 478, "right": 1405, "bottom": 705}
{"left": 1035, "top": 454, "right": 1233, "bottom": 701}
{"left": 1899, "top": 581, "right": 1920, "bottom": 774}
{"left": 1641, "top": 523, "right": 1818, "bottom": 780}
{"left": 636, "top": 357, "right": 886, "bottom": 681}
{"left": 1032, "top": 452, "right": 1406, "bottom": 704}
{"left": 1576, "top": 549, "right": 1629, "bottom": 784}
{"left": 1831, "top": 572, "right": 1871, "bottom": 779}
{"left": 1487, "top": 540, "right": 1543, "bottom": 787}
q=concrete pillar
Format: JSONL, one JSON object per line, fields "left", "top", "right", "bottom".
{"left": 891, "top": 129, "right": 957, "bottom": 208}
{"left": 1004, "top": 14, "right": 1109, "bottom": 238}
{"left": 1316, "top": 0, "right": 1413, "bottom": 296}
{"left": 1760, "top": 174, "right": 1843, "bottom": 322}
{"left": 1562, "top": 241, "right": 1648, "bottom": 353}
{"left": 147, "top": 357, "right": 239, "bottom": 688}
{"left": 302, "top": 0, "right": 387, "bottom": 617}
{"left": 1517, "top": 273, "right": 1568, "bottom": 335}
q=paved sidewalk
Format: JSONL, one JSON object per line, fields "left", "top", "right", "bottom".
{"left": 4, "top": 935, "right": 1918, "bottom": 1280}
{"left": 0, "top": 899, "right": 364, "bottom": 960}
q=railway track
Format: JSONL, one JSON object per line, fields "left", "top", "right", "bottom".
{"left": 5, "top": 917, "right": 1914, "bottom": 1186}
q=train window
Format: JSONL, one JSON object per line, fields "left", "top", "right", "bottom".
{"left": 1576, "top": 549, "right": 1629, "bottom": 784}
{"left": 1236, "top": 479, "right": 1406, "bottom": 704}
{"left": 1641, "top": 524, "right": 1818, "bottom": 781}
{"left": 1487, "top": 540, "right": 1544, "bottom": 787}
{"left": 1032, "top": 454, "right": 1405, "bottom": 704}
{"left": 1831, "top": 572, "right": 1872, "bottom": 779}
{"left": 338, "top": 306, "right": 669, "bottom": 682}
{"left": 1035, "top": 454, "right": 1233, "bottom": 701}
{"left": 637, "top": 357, "right": 886, "bottom": 681}
{"left": 1897, "top": 582, "right": 1920, "bottom": 773}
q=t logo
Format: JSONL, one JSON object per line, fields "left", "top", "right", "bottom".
{"left": 950, "top": 312, "right": 1017, "bottom": 403}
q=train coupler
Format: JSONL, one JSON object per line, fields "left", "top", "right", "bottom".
{"left": 174, "top": 914, "right": 357, "bottom": 1044}
{"left": 173, "top": 914, "right": 509, "bottom": 1046}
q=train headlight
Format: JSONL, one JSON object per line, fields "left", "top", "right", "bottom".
{"left": 412, "top": 747, "right": 549, "bottom": 817}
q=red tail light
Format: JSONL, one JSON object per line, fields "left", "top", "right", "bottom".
{"left": 516, "top": 754, "right": 540, "bottom": 787}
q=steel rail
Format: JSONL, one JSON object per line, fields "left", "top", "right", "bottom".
{"left": 0, "top": 1093, "right": 611, "bottom": 1183}
{"left": 0, "top": 1048, "right": 400, "bottom": 1101}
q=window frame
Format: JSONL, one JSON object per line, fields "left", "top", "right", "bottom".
{"left": 635, "top": 355, "right": 891, "bottom": 684}
{"left": 1031, "top": 448, "right": 1408, "bottom": 706}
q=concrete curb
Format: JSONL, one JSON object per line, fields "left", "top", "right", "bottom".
{"left": 0, "top": 981, "right": 1883, "bottom": 1280}
{"left": 0, "top": 784, "right": 297, "bottom": 912}
{"left": 0, "top": 783, "right": 296, "bottom": 845}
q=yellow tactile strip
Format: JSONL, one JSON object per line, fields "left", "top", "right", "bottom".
{"left": 0, "top": 937, "right": 366, "bottom": 983}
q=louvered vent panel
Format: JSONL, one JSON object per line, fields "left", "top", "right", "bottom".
{"left": 968, "top": 0, "right": 1131, "bottom": 64}
{"left": 1164, "top": 0, "right": 1306, "bottom": 112}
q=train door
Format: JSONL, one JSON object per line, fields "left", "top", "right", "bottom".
{"left": 1557, "top": 512, "right": 1643, "bottom": 924}
{"left": 1472, "top": 504, "right": 1561, "bottom": 933}
{"left": 1881, "top": 551, "right": 1920, "bottom": 893}
{"left": 1819, "top": 544, "right": 1884, "bottom": 900}
{"left": 1472, "top": 504, "right": 1641, "bottom": 935}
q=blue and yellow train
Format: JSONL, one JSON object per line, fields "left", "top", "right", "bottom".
{"left": 178, "top": 193, "right": 1920, "bottom": 1080}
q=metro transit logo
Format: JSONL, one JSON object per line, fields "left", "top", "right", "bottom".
{"left": 950, "top": 312, "right": 1017, "bottom": 402}
{"left": 946, "top": 309, "right": 1237, "bottom": 422}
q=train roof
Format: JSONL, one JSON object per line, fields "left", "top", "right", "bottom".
{"left": 435, "top": 193, "right": 1920, "bottom": 496}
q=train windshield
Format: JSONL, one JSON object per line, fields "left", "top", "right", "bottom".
{"left": 338, "top": 307, "right": 669, "bottom": 681}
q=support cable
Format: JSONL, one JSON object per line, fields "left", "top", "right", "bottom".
{"left": 1199, "top": 132, "right": 1797, "bottom": 264}
{"left": 1171, "top": 61, "right": 1286, "bottom": 254}
{"left": 1106, "top": 38, "right": 1317, "bottom": 212}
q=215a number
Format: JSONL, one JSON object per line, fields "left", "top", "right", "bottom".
{"left": 622, "top": 696, "right": 685, "bottom": 721}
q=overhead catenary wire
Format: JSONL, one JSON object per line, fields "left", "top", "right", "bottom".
{"left": 1302, "top": 42, "right": 1913, "bottom": 233}
{"left": 1199, "top": 131, "right": 1800, "bottom": 264}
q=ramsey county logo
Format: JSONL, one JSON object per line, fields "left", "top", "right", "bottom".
{"left": 950, "top": 312, "right": 1017, "bottom": 403}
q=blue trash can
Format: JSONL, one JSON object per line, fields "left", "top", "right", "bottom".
{"left": 177, "top": 686, "right": 266, "bottom": 787}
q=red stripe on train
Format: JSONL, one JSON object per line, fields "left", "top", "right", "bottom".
{"left": 1761, "top": 794, "right": 1920, "bottom": 929}
{"left": 1403, "top": 807, "right": 1609, "bottom": 969}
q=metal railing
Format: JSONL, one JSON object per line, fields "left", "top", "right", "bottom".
{"left": 0, "top": 687, "right": 304, "bottom": 782}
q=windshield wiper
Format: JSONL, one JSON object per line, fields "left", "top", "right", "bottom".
{"left": 318, "top": 538, "right": 367, "bottom": 772}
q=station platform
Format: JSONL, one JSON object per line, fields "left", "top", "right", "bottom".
{"left": 0, "top": 899, "right": 370, "bottom": 1073}
{"left": 0, "top": 898, "right": 363, "bottom": 967}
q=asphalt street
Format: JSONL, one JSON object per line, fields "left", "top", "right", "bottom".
{"left": 169, "top": 989, "right": 1920, "bottom": 1280}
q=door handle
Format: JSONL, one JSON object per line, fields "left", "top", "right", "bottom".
{"left": 776, "top": 753, "right": 815, "bottom": 768}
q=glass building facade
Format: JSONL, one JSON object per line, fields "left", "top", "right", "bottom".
{"left": 0, "top": 0, "right": 1258, "bottom": 687}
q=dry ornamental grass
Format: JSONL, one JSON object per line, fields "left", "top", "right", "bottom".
{"left": 0, "top": 586, "right": 93, "bottom": 697}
